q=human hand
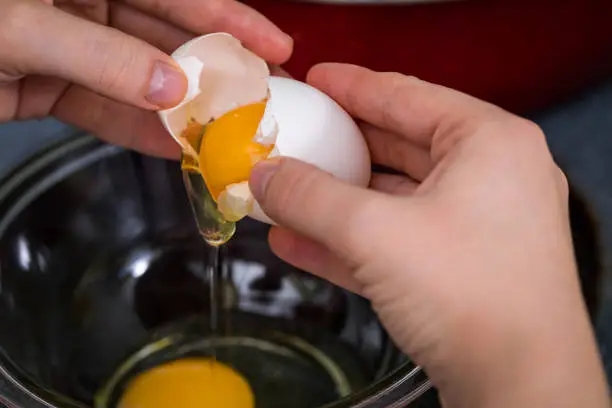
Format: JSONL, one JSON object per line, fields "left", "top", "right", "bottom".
{"left": 0, "top": 0, "right": 292, "bottom": 158}
{"left": 248, "top": 64, "right": 609, "bottom": 408}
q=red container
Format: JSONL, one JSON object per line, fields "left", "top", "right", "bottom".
{"left": 247, "top": 0, "right": 612, "bottom": 113}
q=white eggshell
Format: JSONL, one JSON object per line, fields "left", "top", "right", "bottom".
{"left": 157, "top": 33, "right": 269, "bottom": 157}
{"left": 249, "top": 76, "right": 371, "bottom": 224}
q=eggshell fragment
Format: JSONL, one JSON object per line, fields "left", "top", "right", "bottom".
{"left": 217, "top": 182, "right": 254, "bottom": 222}
{"left": 253, "top": 101, "right": 278, "bottom": 146}
{"left": 158, "top": 33, "right": 270, "bottom": 157}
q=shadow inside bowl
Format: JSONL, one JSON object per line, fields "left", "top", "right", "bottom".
{"left": 0, "top": 135, "right": 602, "bottom": 408}
{"left": 0, "top": 136, "right": 421, "bottom": 408}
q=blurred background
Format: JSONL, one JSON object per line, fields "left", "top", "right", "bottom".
{"left": 1, "top": 0, "right": 612, "bottom": 400}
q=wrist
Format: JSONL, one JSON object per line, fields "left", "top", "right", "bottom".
{"left": 433, "top": 289, "right": 608, "bottom": 408}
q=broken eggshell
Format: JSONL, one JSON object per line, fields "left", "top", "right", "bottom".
{"left": 157, "top": 33, "right": 371, "bottom": 226}
{"left": 247, "top": 76, "right": 371, "bottom": 225}
{"left": 158, "top": 32, "right": 270, "bottom": 159}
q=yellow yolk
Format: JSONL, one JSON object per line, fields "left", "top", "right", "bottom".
{"left": 198, "top": 102, "right": 274, "bottom": 200}
{"left": 118, "top": 358, "right": 254, "bottom": 408}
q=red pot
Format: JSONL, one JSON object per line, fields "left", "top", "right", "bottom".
{"left": 247, "top": 0, "right": 612, "bottom": 113}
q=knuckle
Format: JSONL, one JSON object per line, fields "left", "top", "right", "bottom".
{"left": 508, "top": 117, "right": 546, "bottom": 141}
{"left": 379, "top": 72, "right": 417, "bottom": 129}
{"left": 89, "top": 35, "right": 135, "bottom": 93}
{"left": 0, "top": 1, "right": 35, "bottom": 54}
{"left": 555, "top": 167, "right": 570, "bottom": 198}
{"left": 509, "top": 119, "right": 551, "bottom": 158}
{"left": 151, "top": 0, "right": 179, "bottom": 22}
{"left": 345, "top": 71, "right": 418, "bottom": 132}
{"left": 380, "top": 71, "right": 420, "bottom": 85}
{"left": 474, "top": 116, "right": 546, "bottom": 153}
{"left": 0, "top": 1, "right": 32, "bottom": 34}
{"left": 342, "top": 197, "right": 385, "bottom": 260}
{"left": 200, "top": 0, "right": 226, "bottom": 17}
{"left": 477, "top": 117, "right": 565, "bottom": 188}
{"left": 380, "top": 74, "right": 405, "bottom": 126}
{"left": 148, "top": 0, "right": 167, "bottom": 15}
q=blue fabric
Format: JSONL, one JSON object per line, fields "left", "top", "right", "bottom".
{"left": 536, "top": 82, "right": 612, "bottom": 383}
{"left": 0, "top": 118, "right": 74, "bottom": 178}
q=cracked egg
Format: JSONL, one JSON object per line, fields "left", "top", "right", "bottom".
{"left": 158, "top": 33, "right": 371, "bottom": 225}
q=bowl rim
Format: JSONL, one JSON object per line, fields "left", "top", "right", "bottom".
{"left": 0, "top": 134, "right": 432, "bottom": 408}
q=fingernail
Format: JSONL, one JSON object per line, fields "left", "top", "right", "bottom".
{"left": 250, "top": 158, "right": 281, "bottom": 201}
{"left": 146, "top": 60, "right": 187, "bottom": 109}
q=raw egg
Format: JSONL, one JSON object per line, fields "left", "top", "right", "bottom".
{"left": 199, "top": 101, "right": 273, "bottom": 201}
{"left": 118, "top": 358, "right": 254, "bottom": 408}
{"left": 158, "top": 33, "right": 371, "bottom": 224}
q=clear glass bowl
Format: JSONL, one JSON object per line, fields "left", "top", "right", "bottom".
{"left": 0, "top": 134, "right": 601, "bottom": 408}
{"left": 0, "top": 135, "right": 433, "bottom": 408}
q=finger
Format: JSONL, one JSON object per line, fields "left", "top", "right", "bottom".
{"left": 16, "top": 75, "right": 70, "bottom": 120}
{"left": 269, "top": 227, "right": 362, "bottom": 294}
{"left": 52, "top": 85, "right": 180, "bottom": 159}
{"left": 55, "top": 0, "right": 109, "bottom": 24}
{"left": 269, "top": 65, "right": 292, "bottom": 79}
{"left": 0, "top": 82, "right": 19, "bottom": 122}
{"left": 249, "top": 157, "right": 394, "bottom": 264}
{"left": 361, "top": 122, "right": 433, "bottom": 181}
{"left": 122, "top": 0, "right": 293, "bottom": 64}
{"left": 109, "top": 1, "right": 192, "bottom": 53}
{"left": 307, "top": 63, "right": 505, "bottom": 150}
{"left": 2, "top": 0, "right": 187, "bottom": 110}
{"left": 370, "top": 173, "right": 418, "bottom": 195}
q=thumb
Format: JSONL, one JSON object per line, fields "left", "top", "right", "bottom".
{"left": 249, "top": 157, "right": 389, "bottom": 263}
{"left": 2, "top": 1, "right": 187, "bottom": 109}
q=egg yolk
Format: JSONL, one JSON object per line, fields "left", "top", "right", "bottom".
{"left": 118, "top": 358, "right": 254, "bottom": 408}
{"left": 198, "top": 102, "right": 274, "bottom": 200}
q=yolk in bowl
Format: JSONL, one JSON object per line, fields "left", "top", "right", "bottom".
{"left": 118, "top": 358, "right": 254, "bottom": 408}
{"left": 195, "top": 101, "right": 273, "bottom": 201}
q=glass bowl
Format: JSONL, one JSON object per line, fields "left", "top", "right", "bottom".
{"left": 0, "top": 135, "right": 433, "bottom": 408}
{"left": 0, "top": 134, "right": 601, "bottom": 408}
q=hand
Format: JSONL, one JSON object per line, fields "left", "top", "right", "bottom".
{"left": 248, "top": 64, "right": 609, "bottom": 408}
{"left": 0, "top": 0, "right": 292, "bottom": 158}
